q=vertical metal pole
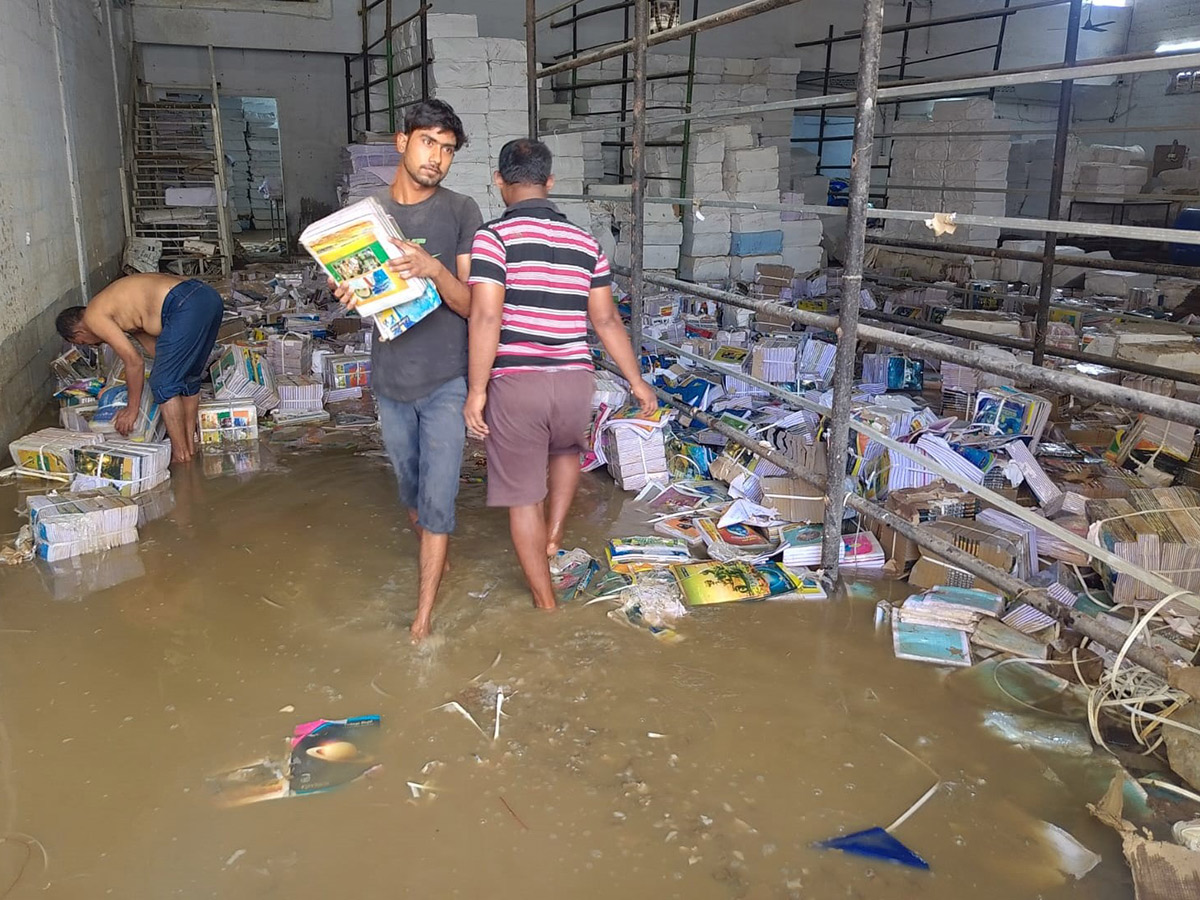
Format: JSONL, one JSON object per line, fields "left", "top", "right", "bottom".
{"left": 345, "top": 55, "right": 354, "bottom": 143}
{"left": 385, "top": 0, "right": 396, "bottom": 133}
{"left": 815, "top": 24, "right": 833, "bottom": 172}
{"left": 526, "top": 0, "right": 539, "bottom": 137}
{"left": 1033, "top": 0, "right": 1082, "bottom": 367}
{"left": 820, "top": 0, "right": 886, "bottom": 573}
{"left": 419, "top": 5, "right": 430, "bottom": 101}
{"left": 988, "top": 0, "right": 1014, "bottom": 100}
{"left": 618, "top": 4, "right": 632, "bottom": 183}
{"left": 630, "top": 0, "right": 648, "bottom": 355}
{"left": 361, "top": 0, "right": 371, "bottom": 133}
{"left": 678, "top": 0, "right": 700, "bottom": 201}
{"left": 894, "top": 1, "right": 911, "bottom": 123}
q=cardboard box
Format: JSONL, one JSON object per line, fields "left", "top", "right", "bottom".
{"left": 761, "top": 476, "right": 823, "bottom": 523}
{"left": 869, "top": 480, "right": 980, "bottom": 567}
{"left": 907, "top": 517, "right": 1021, "bottom": 595}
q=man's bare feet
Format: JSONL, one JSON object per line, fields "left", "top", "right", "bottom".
{"left": 410, "top": 615, "right": 432, "bottom": 643}
{"left": 532, "top": 597, "right": 557, "bottom": 611}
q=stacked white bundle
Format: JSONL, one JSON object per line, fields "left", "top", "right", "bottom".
{"left": 28, "top": 487, "right": 140, "bottom": 562}
{"left": 338, "top": 142, "right": 402, "bottom": 207}
{"left": 266, "top": 332, "right": 313, "bottom": 377}
{"left": 887, "top": 100, "right": 1011, "bottom": 247}
{"left": 71, "top": 439, "right": 172, "bottom": 497}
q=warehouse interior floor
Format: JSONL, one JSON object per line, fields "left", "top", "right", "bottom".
{"left": 0, "top": 450, "right": 1134, "bottom": 899}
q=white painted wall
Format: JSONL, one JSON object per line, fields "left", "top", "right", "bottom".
{"left": 1107, "top": 0, "right": 1200, "bottom": 156}
{"left": 139, "top": 44, "right": 349, "bottom": 234}
{"left": 0, "top": 0, "right": 131, "bottom": 452}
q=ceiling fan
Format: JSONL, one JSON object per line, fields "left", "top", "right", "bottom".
{"left": 1081, "top": 2, "right": 1116, "bottom": 33}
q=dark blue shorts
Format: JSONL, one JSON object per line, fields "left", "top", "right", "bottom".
{"left": 149, "top": 279, "right": 223, "bottom": 404}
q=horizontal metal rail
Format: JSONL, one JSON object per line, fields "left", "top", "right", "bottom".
{"left": 795, "top": 0, "right": 1072, "bottom": 48}
{"left": 612, "top": 266, "right": 1200, "bottom": 427}
{"left": 546, "top": 49, "right": 1200, "bottom": 135}
{"left": 535, "top": 0, "right": 805, "bottom": 79}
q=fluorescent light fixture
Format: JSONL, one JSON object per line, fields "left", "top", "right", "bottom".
{"left": 1158, "top": 39, "right": 1200, "bottom": 54}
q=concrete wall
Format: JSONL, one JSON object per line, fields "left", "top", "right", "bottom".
{"left": 1107, "top": 0, "right": 1200, "bottom": 156}
{"left": 139, "top": 45, "right": 348, "bottom": 235}
{"left": 0, "top": 0, "right": 131, "bottom": 453}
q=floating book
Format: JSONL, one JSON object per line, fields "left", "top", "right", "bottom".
{"left": 779, "top": 524, "right": 886, "bottom": 569}
{"left": 670, "top": 560, "right": 826, "bottom": 606}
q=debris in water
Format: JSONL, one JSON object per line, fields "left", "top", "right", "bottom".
{"left": 224, "top": 849, "right": 247, "bottom": 867}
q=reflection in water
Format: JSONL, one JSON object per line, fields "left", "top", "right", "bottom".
{"left": 0, "top": 449, "right": 1133, "bottom": 899}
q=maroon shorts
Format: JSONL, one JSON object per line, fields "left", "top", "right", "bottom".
{"left": 484, "top": 369, "right": 594, "bottom": 507}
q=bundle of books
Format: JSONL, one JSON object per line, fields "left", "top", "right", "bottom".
{"left": 1088, "top": 487, "right": 1200, "bottom": 605}
{"left": 591, "top": 373, "right": 629, "bottom": 410}
{"left": 266, "top": 332, "right": 313, "bottom": 377}
{"left": 861, "top": 354, "right": 924, "bottom": 392}
{"left": 27, "top": 487, "right": 139, "bottom": 561}
{"left": 71, "top": 439, "right": 172, "bottom": 495}
{"left": 971, "top": 386, "right": 1052, "bottom": 450}
{"left": 87, "top": 380, "right": 165, "bottom": 442}
{"left": 604, "top": 536, "right": 693, "bottom": 574}
{"left": 669, "top": 560, "right": 826, "bottom": 606}
{"left": 300, "top": 197, "right": 441, "bottom": 341}
{"left": 198, "top": 399, "right": 259, "bottom": 446}
{"left": 779, "top": 524, "right": 886, "bottom": 569}
{"left": 275, "top": 375, "right": 325, "bottom": 414}
{"left": 696, "top": 518, "right": 776, "bottom": 562}
{"left": 1112, "top": 415, "right": 1197, "bottom": 484}
{"left": 749, "top": 337, "right": 799, "bottom": 384}
{"left": 600, "top": 405, "right": 672, "bottom": 492}
{"left": 324, "top": 353, "right": 371, "bottom": 402}
{"left": 8, "top": 428, "right": 104, "bottom": 477}
{"left": 210, "top": 344, "right": 279, "bottom": 414}
{"left": 797, "top": 339, "right": 837, "bottom": 387}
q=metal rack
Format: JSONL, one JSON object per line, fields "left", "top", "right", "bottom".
{"left": 344, "top": 0, "right": 431, "bottom": 140}
{"left": 530, "top": 0, "right": 1200, "bottom": 655}
{"left": 130, "top": 96, "right": 233, "bottom": 278}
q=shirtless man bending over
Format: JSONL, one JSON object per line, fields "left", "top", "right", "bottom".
{"left": 56, "top": 274, "right": 224, "bottom": 464}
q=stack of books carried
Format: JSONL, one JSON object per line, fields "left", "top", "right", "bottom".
{"left": 87, "top": 380, "right": 165, "bottom": 443}
{"left": 300, "top": 197, "right": 441, "bottom": 342}
{"left": 27, "top": 487, "right": 140, "bottom": 561}
{"left": 72, "top": 439, "right": 172, "bottom": 495}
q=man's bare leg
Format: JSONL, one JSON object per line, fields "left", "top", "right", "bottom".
{"left": 545, "top": 452, "right": 581, "bottom": 557}
{"left": 408, "top": 509, "right": 449, "bottom": 575}
{"left": 510, "top": 503, "right": 556, "bottom": 610}
{"left": 412, "top": 530, "right": 450, "bottom": 642}
{"left": 181, "top": 393, "right": 200, "bottom": 457}
{"left": 160, "top": 396, "right": 194, "bottom": 465}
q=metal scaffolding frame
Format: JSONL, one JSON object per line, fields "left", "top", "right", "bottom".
{"left": 344, "top": 0, "right": 431, "bottom": 140}
{"left": 529, "top": 0, "right": 1200, "bottom": 634}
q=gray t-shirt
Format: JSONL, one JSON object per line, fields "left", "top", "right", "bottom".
{"left": 370, "top": 185, "right": 484, "bottom": 402}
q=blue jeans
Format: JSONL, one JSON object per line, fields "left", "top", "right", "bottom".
{"left": 377, "top": 376, "right": 467, "bottom": 535}
{"left": 149, "top": 279, "right": 223, "bottom": 404}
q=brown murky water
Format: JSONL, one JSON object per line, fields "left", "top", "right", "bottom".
{"left": 0, "top": 441, "right": 1135, "bottom": 898}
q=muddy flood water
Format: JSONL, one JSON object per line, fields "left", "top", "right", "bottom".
{"left": 0, "top": 440, "right": 1137, "bottom": 898}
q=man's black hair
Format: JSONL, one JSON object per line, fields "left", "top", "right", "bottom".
{"left": 403, "top": 99, "right": 468, "bottom": 150}
{"left": 497, "top": 139, "right": 553, "bottom": 186}
{"left": 56, "top": 306, "right": 86, "bottom": 342}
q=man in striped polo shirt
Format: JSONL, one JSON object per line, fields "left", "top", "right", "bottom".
{"left": 465, "top": 138, "right": 655, "bottom": 610}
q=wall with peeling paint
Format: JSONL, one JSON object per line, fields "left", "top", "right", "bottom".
{"left": 0, "top": 0, "right": 131, "bottom": 454}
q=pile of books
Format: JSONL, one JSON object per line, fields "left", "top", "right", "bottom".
{"left": 1112, "top": 415, "right": 1198, "bottom": 483}
{"left": 198, "top": 399, "right": 260, "bottom": 446}
{"left": 72, "top": 439, "right": 172, "bottom": 495}
{"left": 300, "top": 197, "right": 441, "bottom": 342}
{"left": 1088, "top": 487, "right": 1200, "bottom": 605}
{"left": 780, "top": 523, "right": 886, "bottom": 569}
{"left": 749, "top": 337, "right": 800, "bottom": 384}
{"left": 27, "top": 487, "right": 140, "bottom": 561}
{"left": 324, "top": 353, "right": 371, "bottom": 402}
{"left": 210, "top": 344, "right": 279, "bottom": 414}
{"left": 861, "top": 354, "right": 924, "bottom": 392}
{"left": 696, "top": 519, "right": 776, "bottom": 562}
{"left": 266, "top": 332, "right": 313, "bottom": 377}
{"left": 8, "top": 428, "right": 104, "bottom": 477}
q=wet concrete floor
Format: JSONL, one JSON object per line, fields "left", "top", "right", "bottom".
{"left": 0, "top": 443, "right": 1135, "bottom": 898}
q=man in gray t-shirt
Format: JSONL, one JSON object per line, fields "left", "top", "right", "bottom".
{"left": 332, "top": 100, "right": 483, "bottom": 643}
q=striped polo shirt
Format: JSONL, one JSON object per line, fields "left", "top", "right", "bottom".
{"left": 468, "top": 198, "right": 611, "bottom": 377}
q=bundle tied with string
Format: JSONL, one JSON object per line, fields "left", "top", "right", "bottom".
{"left": 908, "top": 517, "right": 1029, "bottom": 596}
